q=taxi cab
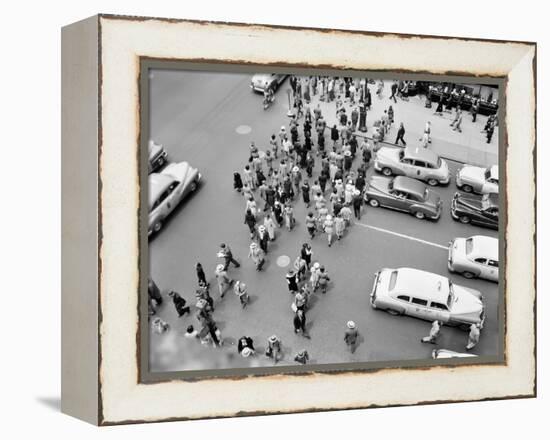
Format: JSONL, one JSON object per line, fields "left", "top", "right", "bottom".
{"left": 370, "top": 267, "right": 485, "bottom": 329}
{"left": 448, "top": 235, "right": 498, "bottom": 282}
{"left": 374, "top": 146, "right": 450, "bottom": 186}
{"left": 149, "top": 161, "right": 201, "bottom": 236}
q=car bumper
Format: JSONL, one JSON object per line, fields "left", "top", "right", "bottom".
{"left": 439, "top": 174, "right": 451, "bottom": 185}
{"left": 374, "top": 161, "right": 382, "bottom": 171}
{"left": 370, "top": 271, "right": 380, "bottom": 307}
{"left": 251, "top": 83, "right": 266, "bottom": 92}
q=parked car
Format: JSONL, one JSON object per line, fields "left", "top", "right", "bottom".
{"left": 456, "top": 164, "right": 498, "bottom": 194}
{"left": 451, "top": 192, "right": 499, "bottom": 230}
{"left": 432, "top": 349, "right": 477, "bottom": 359}
{"left": 250, "top": 73, "right": 287, "bottom": 93}
{"left": 374, "top": 146, "right": 450, "bottom": 186}
{"left": 448, "top": 235, "right": 498, "bottom": 282}
{"left": 370, "top": 267, "right": 485, "bottom": 329}
{"left": 148, "top": 140, "right": 167, "bottom": 174}
{"left": 148, "top": 162, "right": 201, "bottom": 236}
{"left": 364, "top": 175, "right": 442, "bottom": 220}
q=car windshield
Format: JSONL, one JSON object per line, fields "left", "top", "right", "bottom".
{"left": 447, "top": 281, "right": 455, "bottom": 308}
{"left": 465, "top": 238, "right": 473, "bottom": 254}
{"left": 388, "top": 181, "right": 394, "bottom": 190}
{"left": 389, "top": 270, "right": 398, "bottom": 291}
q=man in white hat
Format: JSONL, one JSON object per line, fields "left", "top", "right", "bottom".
{"left": 238, "top": 335, "right": 255, "bottom": 355}
{"left": 265, "top": 335, "right": 282, "bottom": 363}
{"left": 233, "top": 280, "right": 249, "bottom": 309}
{"left": 344, "top": 321, "right": 359, "bottom": 353}
{"left": 323, "top": 214, "right": 335, "bottom": 247}
{"left": 215, "top": 264, "right": 233, "bottom": 298}
{"left": 248, "top": 242, "right": 265, "bottom": 271}
{"left": 258, "top": 224, "right": 269, "bottom": 254}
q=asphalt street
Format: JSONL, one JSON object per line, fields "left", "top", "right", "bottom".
{"left": 148, "top": 70, "right": 500, "bottom": 372}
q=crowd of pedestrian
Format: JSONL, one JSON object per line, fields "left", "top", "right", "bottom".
{"left": 149, "top": 75, "right": 497, "bottom": 368}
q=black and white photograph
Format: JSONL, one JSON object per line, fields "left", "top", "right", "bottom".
{"left": 145, "top": 68, "right": 502, "bottom": 373}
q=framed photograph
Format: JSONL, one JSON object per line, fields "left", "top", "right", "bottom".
{"left": 61, "top": 14, "right": 536, "bottom": 425}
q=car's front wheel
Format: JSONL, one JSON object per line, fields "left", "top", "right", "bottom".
{"left": 462, "top": 271, "right": 476, "bottom": 279}
{"left": 414, "top": 211, "right": 425, "bottom": 220}
{"left": 461, "top": 184, "right": 473, "bottom": 193}
{"left": 369, "top": 198, "right": 380, "bottom": 208}
{"left": 459, "top": 215, "right": 471, "bottom": 224}
{"left": 427, "top": 178, "right": 439, "bottom": 187}
{"left": 386, "top": 308, "right": 402, "bottom": 316}
{"left": 382, "top": 167, "right": 393, "bottom": 177}
{"left": 190, "top": 181, "right": 198, "bottom": 192}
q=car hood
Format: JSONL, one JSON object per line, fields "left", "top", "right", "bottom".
{"left": 252, "top": 74, "right": 272, "bottom": 84}
{"left": 459, "top": 165, "right": 485, "bottom": 183}
{"left": 376, "top": 147, "right": 400, "bottom": 163}
{"left": 455, "top": 194, "right": 483, "bottom": 211}
{"left": 161, "top": 162, "right": 199, "bottom": 186}
{"left": 450, "top": 284, "right": 484, "bottom": 322}
{"left": 368, "top": 176, "right": 392, "bottom": 193}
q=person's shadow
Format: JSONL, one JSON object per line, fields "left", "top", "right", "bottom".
{"left": 36, "top": 396, "right": 61, "bottom": 412}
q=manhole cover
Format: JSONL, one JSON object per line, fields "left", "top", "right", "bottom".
{"left": 276, "top": 255, "right": 291, "bottom": 267}
{"left": 236, "top": 125, "right": 252, "bottom": 135}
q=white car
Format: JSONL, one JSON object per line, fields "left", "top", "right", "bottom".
{"left": 432, "top": 349, "right": 478, "bottom": 359}
{"left": 149, "top": 162, "right": 201, "bottom": 236}
{"left": 448, "top": 236, "right": 499, "bottom": 282}
{"left": 370, "top": 267, "right": 485, "bottom": 328}
{"left": 148, "top": 140, "right": 167, "bottom": 173}
{"left": 374, "top": 146, "right": 451, "bottom": 186}
{"left": 250, "top": 73, "right": 287, "bottom": 93}
{"left": 456, "top": 164, "right": 498, "bottom": 194}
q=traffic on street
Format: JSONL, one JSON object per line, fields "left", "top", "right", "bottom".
{"left": 146, "top": 69, "right": 501, "bottom": 372}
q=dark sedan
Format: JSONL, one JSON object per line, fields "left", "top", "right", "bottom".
{"left": 450, "top": 192, "right": 499, "bottom": 230}
{"left": 364, "top": 175, "right": 442, "bottom": 220}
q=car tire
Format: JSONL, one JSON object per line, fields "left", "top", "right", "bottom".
{"left": 459, "top": 215, "right": 471, "bottom": 224}
{"left": 382, "top": 167, "right": 393, "bottom": 177}
{"left": 459, "top": 323, "right": 472, "bottom": 331}
{"left": 369, "top": 198, "right": 380, "bottom": 208}
{"left": 427, "top": 178, "right": 439, "bottom": 187}
{"left": 462, "top": 271, "right": 476, "bottom": 279}
{"left": 414, "top": 211, "right": 425, "bottom": 220}
{"left": 461, "top": 184, "right": 473, "bottom": 193}
{"left": 386, "top": 308, "right": 402, "bottom": 316}
{"left": 190, "top": 181, "right": 198, "bottom": 192}
{"left": 153, "top": 221, "right": 163, "bottom": 234}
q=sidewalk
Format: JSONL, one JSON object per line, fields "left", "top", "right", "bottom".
{"left": 294, "top": 81, "right": 498, "bottom": 167}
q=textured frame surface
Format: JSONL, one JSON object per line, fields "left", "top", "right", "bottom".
{"left": 64, "top": 14, "right": 536, "bottom": 425}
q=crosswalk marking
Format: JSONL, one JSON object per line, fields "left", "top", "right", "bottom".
{"left": 355, "top": 222, "right": 448, "bottom": 250}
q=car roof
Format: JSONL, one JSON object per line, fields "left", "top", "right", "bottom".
{"left": 490, "top": 165, "right": 499, "bottom": 180}
{"left": 393, "top": 268, "right": 449, "bottom": 303}
{"left": 149, "top": 173, "right": 175, "bottom": 210}
{"left": 404, "top": 146, "right": 440, "bottom": 165}
{"left": 252, "top": 73, "right": 275, "bottom": 79}
{"left": 392, "top": 176, "right": 426, "bottom": 198}
{"left": 469, "top": 235, "right": 498, "bottom": 261}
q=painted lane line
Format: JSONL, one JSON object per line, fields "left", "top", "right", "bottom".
{"left": 355, "top": 222, "right": 448, "bottom": 250}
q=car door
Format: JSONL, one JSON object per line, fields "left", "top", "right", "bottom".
{"left": 159, "top": 183, "right": 181, "bottom": 218}
{"left": 482, "top": 207, "right": 499, "bottom": 228}
{"left": 412, "top": 160, "right": 429, "bottom": 180}
{"left": 408, "top": 297, "right": 436, "bottom": 321}
{"left": 473, "top": 258, "right": 489, "bottom": 279}
{"left": 429, "top": 301, "right": 451, "bottom": 322}
{"left": 400, "top": 157, "right": 416, "bottom": 177}
{"left": 389, "top": 190, "right": 411, "bottom": 212}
